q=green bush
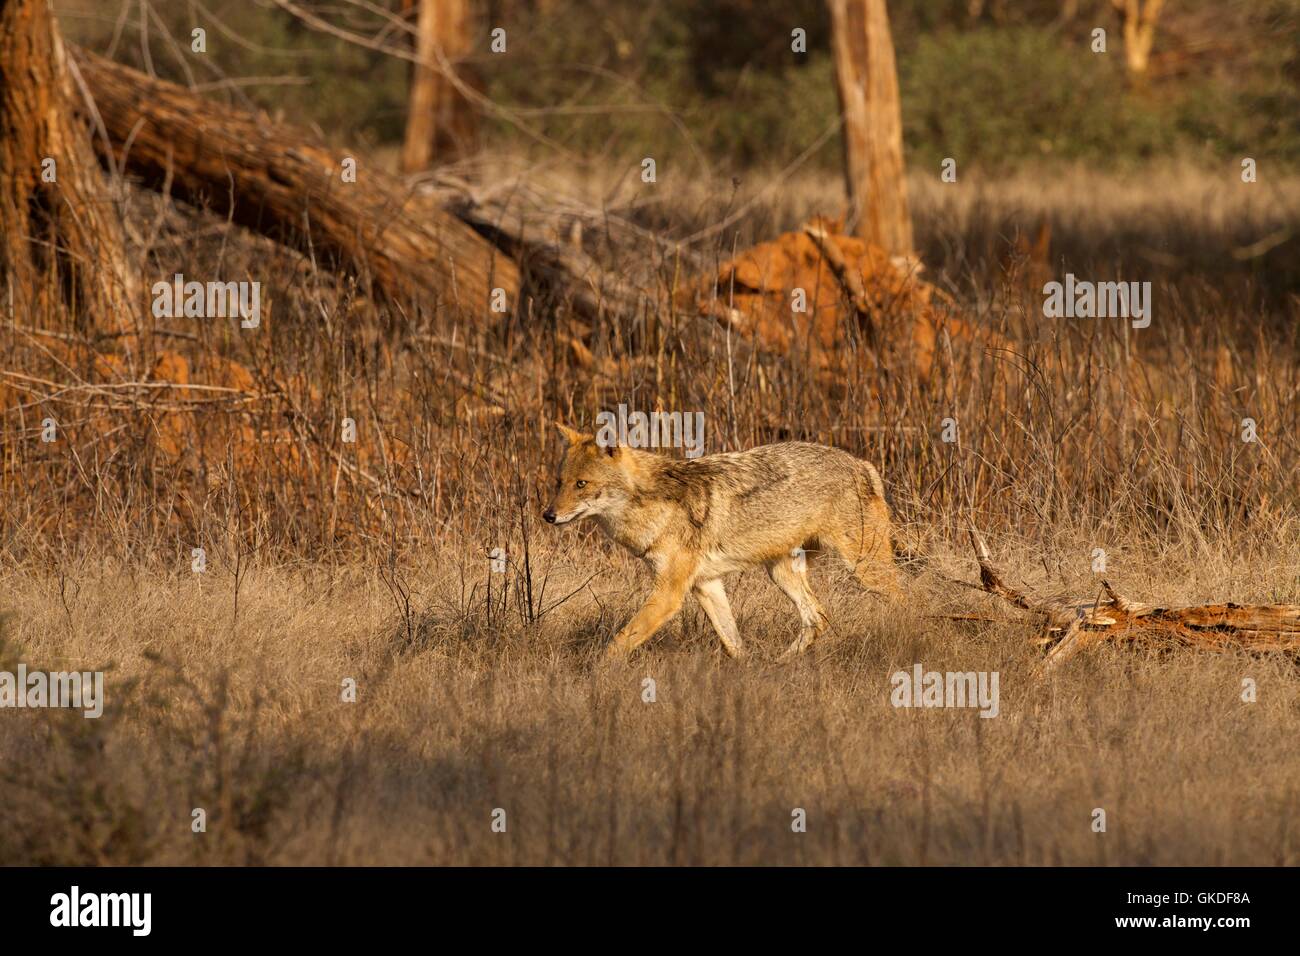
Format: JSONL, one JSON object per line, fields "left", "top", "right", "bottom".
{"left": 899, "top": 27, "right": 1180, "bottom": 173}
{"left": 1173, "top": 36, "right": 1300, "bottom": 160}
{"left": 690, "top": 55, "right": 841, "bottom": 170}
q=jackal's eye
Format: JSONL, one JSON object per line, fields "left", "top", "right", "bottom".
{"left": 575, "top": 480, "right": 588, "bottom": 489}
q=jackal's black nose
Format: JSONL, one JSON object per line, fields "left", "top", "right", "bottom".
{"left": 543, "top": 507, "right": 556, "bottom": 523}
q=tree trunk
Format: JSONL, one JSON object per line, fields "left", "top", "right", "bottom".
{"left": 827, "top": 0, "right": 913, "bottom": 256}
{"left": 73, "top": 48, "right": 516, "bottom": 316}
{"left": 1112, "top": 0, "right": 1166, "bottom": 80}
{"left": 0, "top": 0, "right": 135, "bottom": 331}
{"left": 401, "top": 0, "right": 476, "bottom": 173}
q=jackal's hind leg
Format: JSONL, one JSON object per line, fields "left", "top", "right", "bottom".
{"left": 766, "top": 555, "right": 828, "bottom": 659}
{"left": 692, "top": 578, "right": 746, "bottom": 659}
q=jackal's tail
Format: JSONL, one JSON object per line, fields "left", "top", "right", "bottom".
{"left": 854, "top": 458, "right": 927, "bottom": 579}
{"left": 857, "top": 458, "right": 887, "bottom": 504}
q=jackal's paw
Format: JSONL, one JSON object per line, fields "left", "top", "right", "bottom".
{"left": 602, "top": 638, "right": 634, "bottom": 663}
{"left": 777, "top": 630, "right": 817, "bottom": 662}
{"left": 722, "top": 644, "right": 748, "bottom": 661}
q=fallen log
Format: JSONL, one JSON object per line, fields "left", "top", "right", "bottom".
{"left": 72, "top": 47, "right": 517, "bottom": 316}
{"left": 429, "top": 172, "right": 694, "bottom": 323}
{"left": 967, "top": 530, "right": 1300, "bottom": 672}
{"left": 447, "top": 190, "right": 644, "bottom": 322}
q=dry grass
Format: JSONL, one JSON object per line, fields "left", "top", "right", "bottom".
{"left": 2, "top": 530, "right": 1298, "bottom": 866}
{"left": 2, "top": 163, "right": 1298, "bottom": 865}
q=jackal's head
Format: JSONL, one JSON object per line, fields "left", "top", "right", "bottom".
{"left": 543, "top": 422, "right": 635, "bottom": 526}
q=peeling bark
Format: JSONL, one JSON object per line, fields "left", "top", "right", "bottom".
{"left": 0, "top": 0, "right": 135, "bottom": 331}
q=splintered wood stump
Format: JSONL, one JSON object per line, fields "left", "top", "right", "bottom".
{"left": 72, "top": 48, "right": 517, "bottom": 315}
{"left": 0, "top": 0, "right": 135, "bottom": 330}
{"left": 804, "top": 222, "right": 882, "bottom": 350}
{"left": 967, "top": 530, "right": 1300, "bottom": 672}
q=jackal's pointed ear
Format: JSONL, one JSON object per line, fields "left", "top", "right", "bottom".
{"left": 553, "top": 421, "right": 585, "bottom": 446}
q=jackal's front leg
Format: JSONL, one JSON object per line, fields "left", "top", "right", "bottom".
{"left": 604, "top": 559, "right": 695, "bottom": 660}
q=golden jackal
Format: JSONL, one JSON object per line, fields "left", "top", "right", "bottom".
{"left": 543, "top": 423, "right": 900, "bottom": 660}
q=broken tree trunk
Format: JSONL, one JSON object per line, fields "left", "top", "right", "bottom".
{"left": 0, "top": 0, "right": 135, "bottom": 331}
{"left": 419, "top": 167, "right": 714, "bottom": 329}
{"left": 826, "top": 0, "right": 913, "bottom": 256}
{"left": 72, "top": 48, "right": 517, "bottom": 315}
{"left": 444, "top": 186, "right": 649, "bottom": 323}
{"left": 967, "top": 530, "right": 1300, "bottom": 673}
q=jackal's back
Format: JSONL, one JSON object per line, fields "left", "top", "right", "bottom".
{"left": 648, "top": 441, "right": 887, "bottom": 560}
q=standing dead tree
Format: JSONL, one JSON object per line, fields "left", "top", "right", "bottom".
{"left": 0, "top": 0, "right": 135, "bottom": 331}
{"left": 826, "top": 0, "right": 913, "bottom": 256}
{"left": 968, "top": 530, "right": 1300, "bottom": 673}
{"left": 72, "top": 48, "right": 516, "bottom": 316}
{"left": 401, "top": 0, "right": 477, "bottom": 172}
